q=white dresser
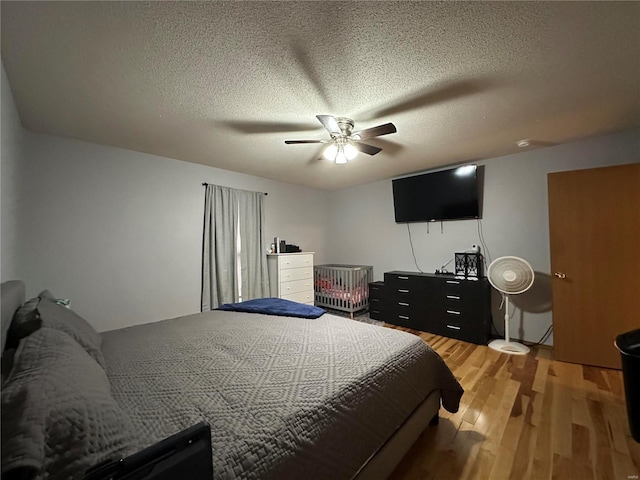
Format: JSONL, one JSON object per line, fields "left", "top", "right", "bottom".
{"left": 267, "top": 252, "right": 314, "bottom": 305}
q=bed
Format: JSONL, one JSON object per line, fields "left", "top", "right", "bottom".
{"left": 1, "top": 281, "right": 463, "bottom": 480}
{"left": 314, "top": 264, "right": 373, "bottom": 318}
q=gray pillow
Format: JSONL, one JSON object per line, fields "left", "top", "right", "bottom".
{"left": 1, "top": 327, "right": 136, "bottom": 479}
{"left": 37, "top": 289, "right": 57, "bottom": 303}
{"left": 6, "top": 297, "right": 42, "bottom": 350}
{"left": 37, "top": 299, "right": 106, "bottom": 369}
{"left": 38, "top": 290, "right": 70, "bottom": 307}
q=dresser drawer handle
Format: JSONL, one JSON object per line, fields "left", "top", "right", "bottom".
{"left": 446, "top": 280, "right": 460, "bottom": 285}
{"left": 446, "top": 310, "right": 461, "bottom": 315}
{"left": 446, "top": 324, "right": 461, "bottom": 330}
{"left": 371, "top": 298, "right": 380, "bottom": 302}
{"left": 398, "top": 302, "right": 409, "bottom": 306}
{"left": 398, "top": 315, "right": 409, "bottom": 320}
{"left": 398, "top": 289, "right": 409, "bottom": 293}
{"left": 398, "top": 276, "right": 409, "bottom": 280}
{"left": 446, "top": 295, "right": 460, "bottom": 300}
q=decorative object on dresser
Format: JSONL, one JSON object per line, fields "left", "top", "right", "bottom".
{"left": 267, "top": 252, "right": 314, "bottom": 305}
{"left": 314, "top": 265, "right": 373, "bottom": 319}
{"left": 454, "top": 252, "right": 483, "bottom": 278}
{"left": 486, "top": 256, "right": 535, "bottom": 355}
{"left": 370, "top": 271, "right": 492, "bottom": 345}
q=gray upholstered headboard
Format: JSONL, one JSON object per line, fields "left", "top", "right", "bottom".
{"left": 1, "top": 280, "right": 25, "bottom": 352}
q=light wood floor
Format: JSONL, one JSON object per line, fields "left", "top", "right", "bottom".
{"left": 384, "top": 325, "right": 640, "bottom": 480}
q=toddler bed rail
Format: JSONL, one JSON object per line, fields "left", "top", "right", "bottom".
{"left": 314, "top": 265, "right": 373, "bottom": 318}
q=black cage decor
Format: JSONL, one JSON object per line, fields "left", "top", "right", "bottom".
{"left": 454, "top": 253, "right": 483, "bottom": 278}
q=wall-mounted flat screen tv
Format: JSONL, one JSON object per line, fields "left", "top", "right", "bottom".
{"left": 392, "top": 165, "right": 481, "bottom": 223}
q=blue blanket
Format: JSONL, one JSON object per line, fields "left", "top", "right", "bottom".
{"left": 216, "top": 298, "right": 325, "bottom": 319}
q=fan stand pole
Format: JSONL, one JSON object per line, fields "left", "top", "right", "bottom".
{"left": 504, "top": 294, "right": 510, "bottom": 343}
{"left": 488, "top": 294, "right": 530, "bottom": 356}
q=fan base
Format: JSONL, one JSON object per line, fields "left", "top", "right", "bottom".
{"left": 488, "top": 339, "right": 530, "bottom": 355}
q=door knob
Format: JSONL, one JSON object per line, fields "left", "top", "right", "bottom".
{"left": 554, "top": 272, "right": 566, "bottom": 279}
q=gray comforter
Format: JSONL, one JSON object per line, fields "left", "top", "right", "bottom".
{"left": 101, "top": 311, "right": 462, "bottom": 479}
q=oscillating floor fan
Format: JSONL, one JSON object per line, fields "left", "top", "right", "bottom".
{"left": 487, "top": 256, "right": 535, "bottom": 355}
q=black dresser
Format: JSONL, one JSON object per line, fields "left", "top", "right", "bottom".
{"left": 369, "top": 271, "right": 492, "bottom": 345}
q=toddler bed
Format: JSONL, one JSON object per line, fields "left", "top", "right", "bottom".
{"left": 314, "top": 264, "right": 374, "bottom": 318}
{"left": 1, "top": 280, "right": 463, "bottom": 480}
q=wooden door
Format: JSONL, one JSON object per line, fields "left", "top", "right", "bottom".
{"left": 548, "top": 163, "right": 640, "bottom": 369}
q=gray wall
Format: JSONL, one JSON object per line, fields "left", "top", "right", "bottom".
{"left": 1, "top": 62, "right": 26, "bottom": 281}
{"left": 9, "top": 131, "right": 330, "bottom": 332}
{"left": 325, "top": 129, "right": 640, "bottom": 345}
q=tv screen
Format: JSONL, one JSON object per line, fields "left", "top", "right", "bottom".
{"left": 392, "top": 165, "right": 481, "bottom": 223}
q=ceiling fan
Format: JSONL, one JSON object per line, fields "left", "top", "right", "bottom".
{"left": 284, "top": 115, "right": 397, "bottom": 164}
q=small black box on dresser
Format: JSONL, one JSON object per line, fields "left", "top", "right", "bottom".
{"left": 380, "top": 271, "right": 492, "bottom": 344}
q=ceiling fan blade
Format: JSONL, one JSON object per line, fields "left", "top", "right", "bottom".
{"left": 316, "top": 115, "right": 341, "bottom": 135}
{"left": 366, "top": 137, "right": 405, "bottom": 155}
{"left": 354, "top": 142, "right": 382, "bottom": 156}
{"left": 284, "top": 140, "right": 325, "bottom": 144}
{"left": 352, "top": 123, "right": 397, "bottom": 140}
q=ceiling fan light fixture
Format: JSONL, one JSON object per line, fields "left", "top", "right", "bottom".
{"left": 323, "top": 143, "right": 338, "bottom": 160}
{"left": 335, "top": 154, "right": 348, "bottom": 165}
{"left": 335, "top": 146, "right": 348, "bottom": 165}
{"left": 344, "top": 142, "right": 358, "bottom": 160}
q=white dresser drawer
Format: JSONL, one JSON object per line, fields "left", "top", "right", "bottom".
{"left": 279, "top": 254, "right": 313, "bottom": 270}
{"left": 280, "top": 278, "right": 313, "bottom": 296}
{"left": 279, "top": 266, "right": 312, "bottom": 282}
{"left": 283, "top": 290, "right": 314, "bottom": 304}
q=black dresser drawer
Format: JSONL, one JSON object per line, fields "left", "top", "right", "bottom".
{"left": 368, "top": 281, "right": 386, "bottom": 299}
{"left": 368, "top": 306, "right": 386, "bottom": 321}
{"left": 426, "top": 297, "right": 487, "bottom": 318}
{"left": 429, "top": 277, "right": 485, "bottom": 298}
{"left": 384, "top": 272, "right": 414, "bottom": 290}
{"left": 429, "top": 315, "right": 489, "bottom": 344}
{"left": 369, "top": 295, "right": 384, "bottom": 309}
{"left": 386, "top": 310, "right": 416, "bottom": 329}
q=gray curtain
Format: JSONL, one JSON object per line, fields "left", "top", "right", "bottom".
{"left": 201, "top": 184, "right": 269, "bottom": 310}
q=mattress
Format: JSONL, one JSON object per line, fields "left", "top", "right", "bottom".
{"left": 101, "top": 310, "right": 462, "bottom": 480}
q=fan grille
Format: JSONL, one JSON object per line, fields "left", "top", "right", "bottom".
{"left": 487, "top": 256, "right": 534, "bottom": 294}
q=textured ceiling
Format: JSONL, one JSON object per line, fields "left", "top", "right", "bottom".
{"left": 2, "top": 1, "right": 639, "bottom": 190}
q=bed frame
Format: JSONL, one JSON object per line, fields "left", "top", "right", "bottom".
{"left": 355, "top": 390, "right": 440, "bottom": 479}
{"left": 1, "top": 280, "right": 440, "bottom": 479}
